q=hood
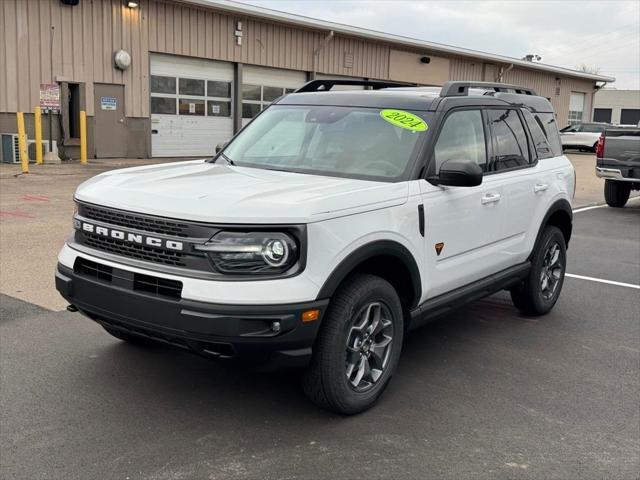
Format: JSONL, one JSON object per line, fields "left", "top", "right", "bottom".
{"left": 75, "top": 160, "right": 409, "bottom": 224}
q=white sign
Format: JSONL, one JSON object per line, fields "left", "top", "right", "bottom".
{"left": 211, "top": 104, "right": 220, "bottom": 115}
{"left": 189, "top": 103, "right": 196, "bottom": 114}
{"left": 39, "top": 83, "right": 60, "bottom": 111}
{"left": 101, "top": 96, "right": 117, "bottom": 110}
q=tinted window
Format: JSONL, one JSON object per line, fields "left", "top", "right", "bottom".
{"left": 242, "top": 103, "right": 261, "bottom": 119}
{"left": 150, "top": 76, "right": 176, "bottom": 94}
{"left": 522, "top": 109, "right": 553, "bottom": 160}
{"left": 207, "top": 100, "right": 231, "bottom": 117}
{"left": 433, "top": 110, "right": 486, "bottom": 172}
{"left": 582, "top": 124, "right": 606, "bottom": 133}
{"left": 263, "top": 86, "right": 284, "bottom": 102}
{"left": 487, "top": 109, "right": 530, "bottom": 170}
{"left": 150, "top": 97, "right": 176, "bottom": 114}
{"left": 535, "top": 113, "right": 563, "bottom": 157}
{"left": 242, "top": 84, "right": 261, "bottom": 101}
{"left": 207, "top": 81, "right": 231, "bottom": 98}
{"left": 179, "top": 78, "right": 205, "bottom": 96}
{"left": 178, "top": 99, "right": 205, "bottom": 116}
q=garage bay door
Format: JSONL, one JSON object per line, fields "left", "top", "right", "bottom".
{"left": 241, "top": 66, "right": 306, "bottom": 127}
{"left": 150, "top": 54, "right": 234, "bottom": 157}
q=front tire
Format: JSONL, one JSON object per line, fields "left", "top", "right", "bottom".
{"left": 604, "top": 180, "right": 630, "bottom": 207}
{"left": 302, "top": 274, "right": 404, "bottom": 415}
{"left": 511, "top": 225, "right": 566, "bottom": 316}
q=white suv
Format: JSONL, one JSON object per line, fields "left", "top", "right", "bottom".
{"left": 56, "top": 80, "right": 575, "bottom": 414}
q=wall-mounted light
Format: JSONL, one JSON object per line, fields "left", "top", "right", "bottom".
{"left": 126, "top": 0, "right": 139, "bottom": 8}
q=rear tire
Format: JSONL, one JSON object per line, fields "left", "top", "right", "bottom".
{"left": 511, "top": 225, "right": 566, "bottom": 316}
{"left": 604, "top": 180, "right": 630, "bottom": 207}
{"left": 302, "top": 274, "right": 404, "bottom": 415}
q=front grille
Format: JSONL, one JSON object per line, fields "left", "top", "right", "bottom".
{"left": 74, "top": 257, "right": 113, "bottom": 282}
{"left": 83, "top": 232, "right": 187, "bottom": 267}
{"left": 83, "top": 204, "right": 190, "bottom": 237}
{"left": 133, "top": 273, "right": 182, "bottom": 299}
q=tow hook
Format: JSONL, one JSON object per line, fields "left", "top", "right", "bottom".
{"left": 66, "top": 304, "right": 79, "bottom": 313}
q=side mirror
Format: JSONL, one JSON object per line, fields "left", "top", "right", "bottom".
{"left": 215, "top": 141, "right": 229, "bottom": 154}
{"left": 429, "top": 159, "right": 483, "bottom": 187}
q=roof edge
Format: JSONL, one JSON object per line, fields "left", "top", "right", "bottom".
{"left": 181, "top": 0, "right": 616, "bottom": 83}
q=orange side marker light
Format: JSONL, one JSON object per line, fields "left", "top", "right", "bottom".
{"left": 301, "top": 309, "right": 320, "bottom": 323}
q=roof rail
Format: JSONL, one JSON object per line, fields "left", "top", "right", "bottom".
{"left": 440, "top": 81, "right": 537, "bottom": 97}
{"left": 295, "top": 79, "right": 414, "bottom": 93}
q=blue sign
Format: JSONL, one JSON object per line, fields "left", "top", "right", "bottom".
{"left": 100, "top": 96, "right": 117, "bottom": 111}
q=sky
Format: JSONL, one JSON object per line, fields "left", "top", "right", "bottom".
{"left": 234, "top": 0, "right": 640, "bottom": 89}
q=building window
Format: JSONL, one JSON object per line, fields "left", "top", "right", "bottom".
{"left": 150, "top": 75, "right": 232, "bottom": 117}
{"left": 151, "top": 97, "right": 176, "bottom": 115}
{"left": 151, "top": 76, "right": 176, "bottom": 94}
{"left": 178, "top": 98, "right": 205, "bottom": 116}
{"left": 242, "top": 85, "right": 292, "bottom": 119}
{"left": 568, "top": 92, "right": 585, "bottom": 125}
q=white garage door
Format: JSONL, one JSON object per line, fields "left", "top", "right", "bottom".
{"left": 241, "top": 65, "right": 307, "bottom": 127}
{"left": 150, "top": 54, "right": 234, "bottom": 157}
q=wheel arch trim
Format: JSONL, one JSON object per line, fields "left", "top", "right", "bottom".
{"left": 315, "top": 240, "right": 422, "bottom": 308}
{"left": 534, "top": 198, "right": 573, "bottom": 252}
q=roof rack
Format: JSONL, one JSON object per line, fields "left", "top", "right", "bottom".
{"left": 440, "top": 81, "right": 537, "bottom": 97}
{"left": 295, "top": 79, "right": 414, "bottom": 93}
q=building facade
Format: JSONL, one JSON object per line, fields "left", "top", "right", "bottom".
{"left": 593, "top": 89, "right": 640, "bottom": 125}
{"left": 0, "top": 0, "right": 615, "bottom": 159}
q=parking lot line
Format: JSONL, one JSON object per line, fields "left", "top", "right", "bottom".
{"left": 566, "top": 273, "right": 640, "bottom": 290}
{"left": 573, "top": 196, "right": 640, "bottom": 213}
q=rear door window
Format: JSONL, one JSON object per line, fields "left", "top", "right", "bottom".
{"left": 487, "top": 109, "right": 530, "bottom": 171}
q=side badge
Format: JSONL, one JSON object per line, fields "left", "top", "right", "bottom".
{"left": 435, "top": 242, "right": 444, "bottom": 256}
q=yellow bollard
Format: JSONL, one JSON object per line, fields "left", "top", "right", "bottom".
{"left": 34, "top": 107, "right": 43, "bottom": 164}
{"left": 80, "top": 110, "right": 87, "bottom": 164}
{"left": 16, "top": 112, "right": 29, "bottom": 174}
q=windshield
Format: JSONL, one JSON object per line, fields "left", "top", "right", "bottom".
{"left": 220, "top": 105, "right": 429, "bottom": 181}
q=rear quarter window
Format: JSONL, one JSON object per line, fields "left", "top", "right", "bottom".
{"left": 522, "top": 109, "right": 553, "bottom": 160}
{"left": 534, "top": 112, "right": 563, "bottom": 157}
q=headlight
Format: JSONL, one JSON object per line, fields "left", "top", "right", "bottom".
{"left": 195, "top": 231, "right": 298, "bottom": 275}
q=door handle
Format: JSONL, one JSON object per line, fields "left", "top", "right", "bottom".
{"left": 481, "top": 193, "right": 501, "bottom": 205}
{"left": 534, "top": 183, "right": 549, "bottom": 193}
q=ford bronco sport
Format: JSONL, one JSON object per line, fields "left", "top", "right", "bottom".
{"left": 56, "top": 80, "right": 574, "bottom": 414}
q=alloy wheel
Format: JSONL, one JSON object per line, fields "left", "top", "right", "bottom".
{"left": 540, "top": 241, "right": 563, "bottom": 300}
{"left": 345, "top": 302, "right": 394, "bottom": 392}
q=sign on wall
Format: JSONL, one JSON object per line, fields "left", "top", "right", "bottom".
{"left": 39, "top": 83, "right": 60, "bottom": 112}
{"left": 100, "top": 96, "right": 117, "bottom": 110}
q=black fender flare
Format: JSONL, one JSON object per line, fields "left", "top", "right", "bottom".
{"left": 315, "top": 240, "right": 422, "bottom": 308}
{"left": 532, "top": 198, "right": 573, "bottom": 253}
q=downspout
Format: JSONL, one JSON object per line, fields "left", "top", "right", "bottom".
{"left": 311, "top": 30, "right": 334, "bottom": 78}
{"left": 495, "top": 63, "right": 515, "bottom": 83}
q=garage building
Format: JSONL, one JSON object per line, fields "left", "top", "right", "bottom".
{"left": 593, "top": 89, "right": 640, "bottom": 126}
{"left": 0, "top": 0, "right": 615, "bottom": 160}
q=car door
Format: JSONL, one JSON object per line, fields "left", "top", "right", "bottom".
{"left": 559, "top": 124, "right": 580, "bottom": 147}
{"left": 485, "top": 108, "right": 541, "bottom": 266}
{"left": 419, "top": 108, "right": 507, "bottom": 299}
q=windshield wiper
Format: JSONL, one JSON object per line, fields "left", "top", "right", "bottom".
{"left": 217, "top": 153, "right": 235, "bottom": 166}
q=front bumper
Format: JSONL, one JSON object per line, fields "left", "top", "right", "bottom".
{"left": 55, "top": 263, "right": 328, "bottom": 369}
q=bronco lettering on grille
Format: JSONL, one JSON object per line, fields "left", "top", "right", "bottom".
{"left": 79, "top": 221, "right": 184, "bottom": 251}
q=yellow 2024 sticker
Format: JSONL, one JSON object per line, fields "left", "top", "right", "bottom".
{"left": 379, "top": 109, "right": 428, "bottom": 132}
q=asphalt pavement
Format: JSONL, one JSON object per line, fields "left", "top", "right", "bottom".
{"left": 1, "top": 202, "right": 638, "bottom": 480}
